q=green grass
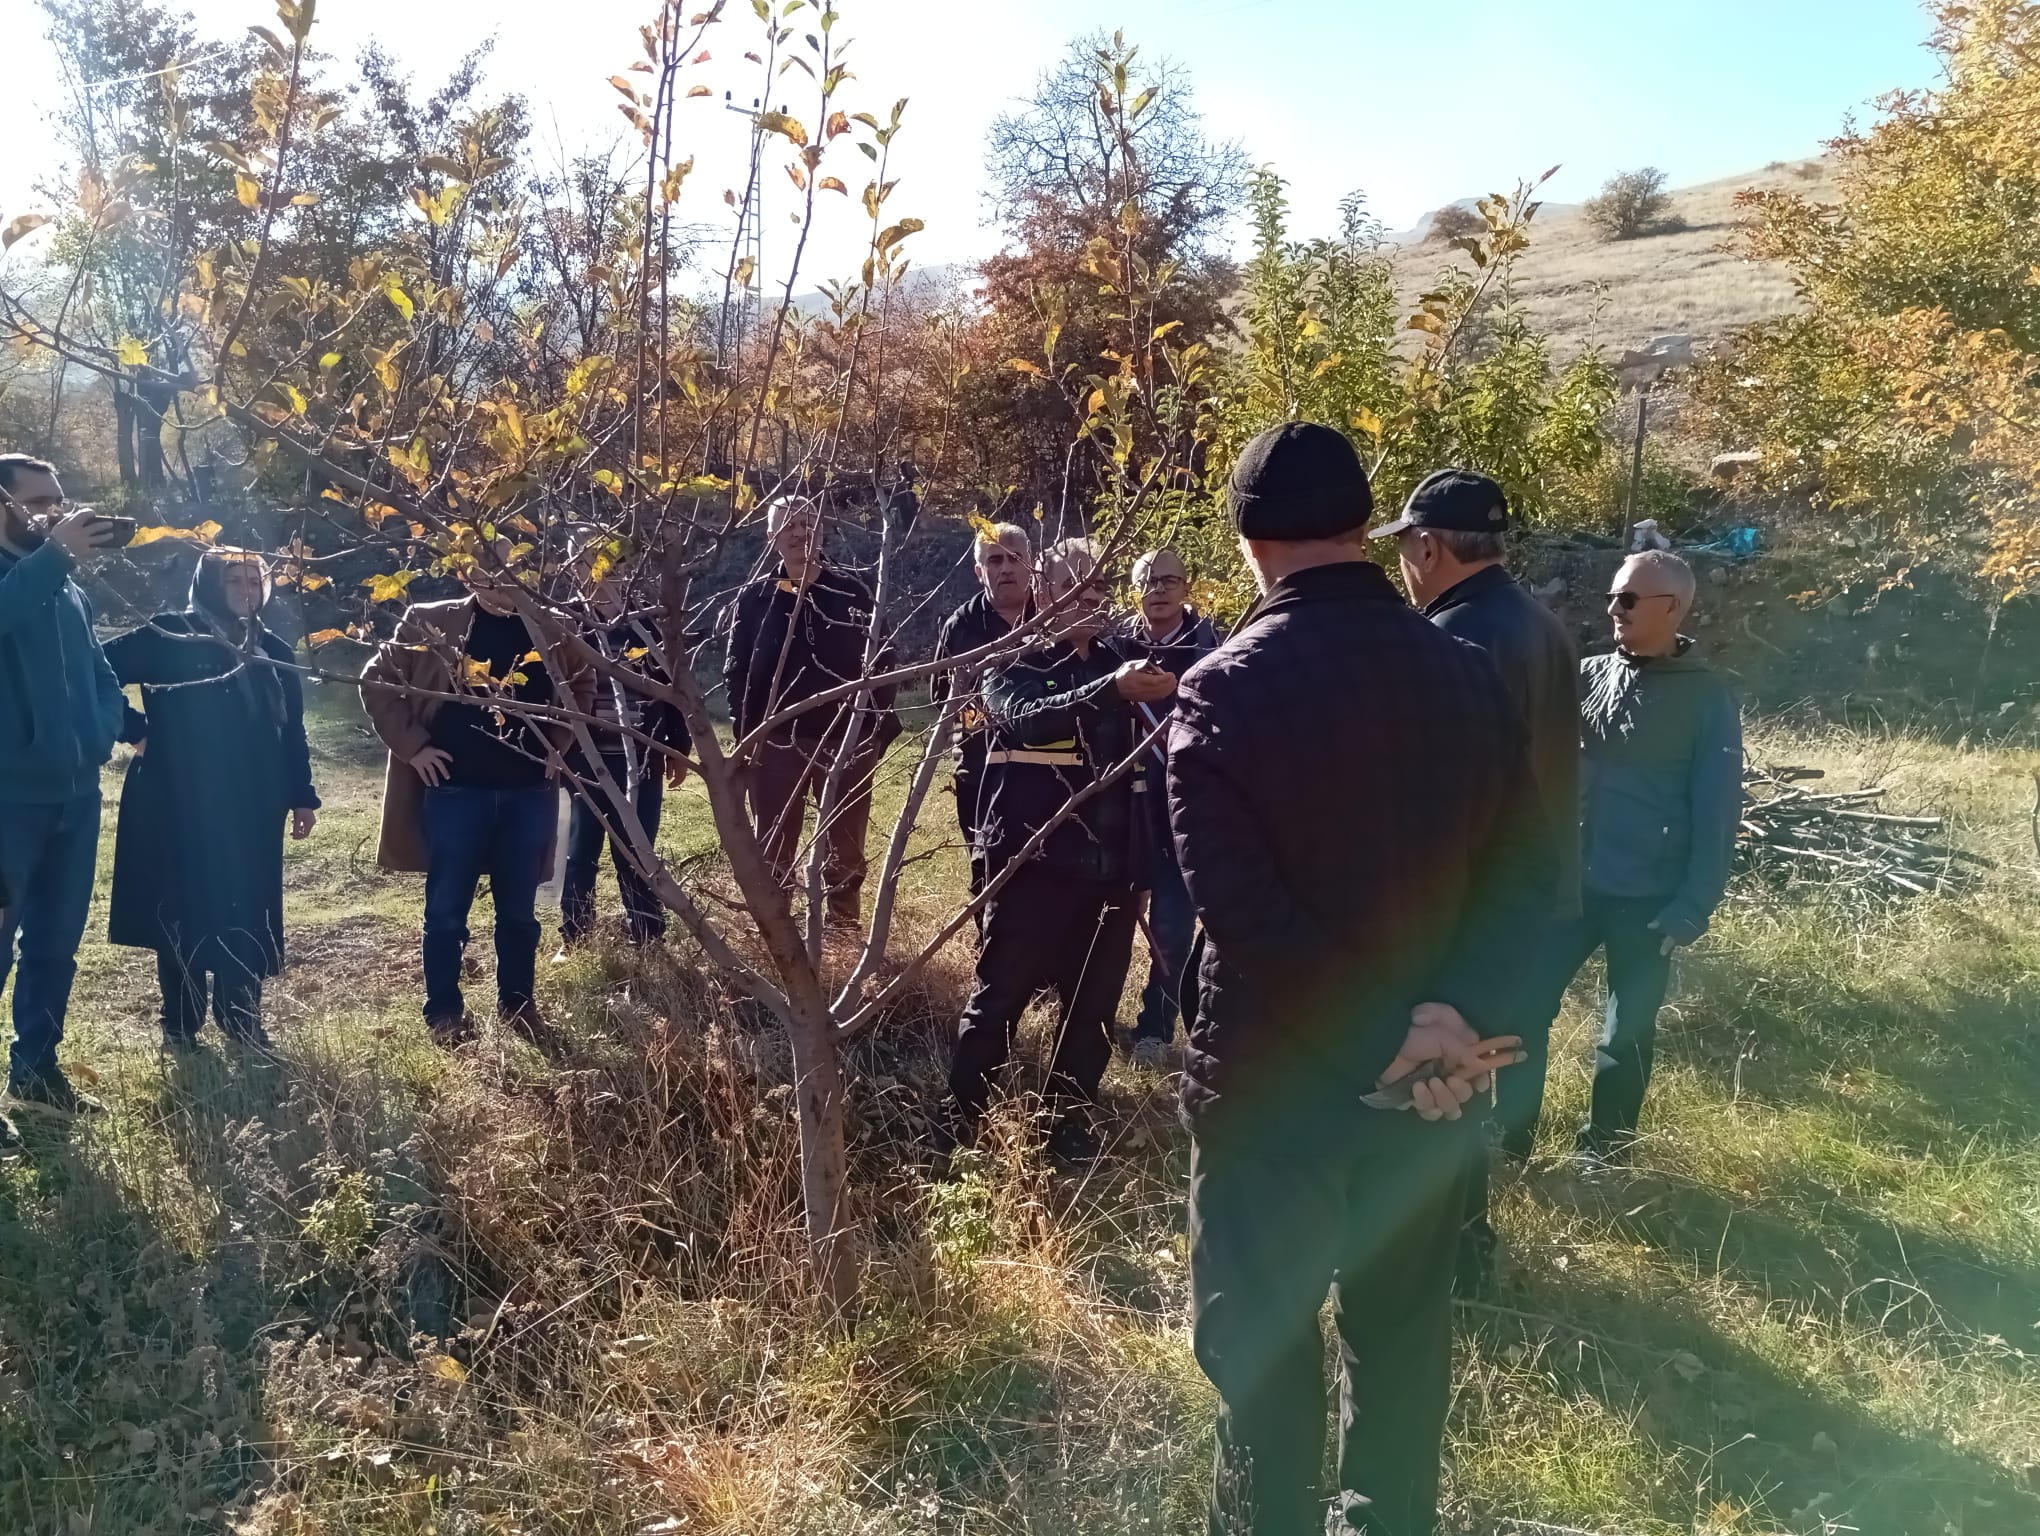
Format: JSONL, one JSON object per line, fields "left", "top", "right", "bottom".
{"left": 2, "top": 699, "right": 2037, "bottom": 1534}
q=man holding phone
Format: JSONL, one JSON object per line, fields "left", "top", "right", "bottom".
{"left": 0, "top": 454, "right": 131, "bottom": 1140}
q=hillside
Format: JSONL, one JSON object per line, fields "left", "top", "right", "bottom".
{"left": 1395, "top": 158, "right": 1838, "bottom": 359}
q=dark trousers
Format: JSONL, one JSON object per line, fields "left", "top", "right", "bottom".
{"left": 1132, "top": 837, "right": 1195, "bottom": 1044}
{"left": 0, "top": 791, "right": 101, "bottom": 1082}
{"left": 1477, "top": 895, "right": 1673, "bottom": 1173}
{"left": 948, "top": 863, "right": 1138, "bottom": 1128}
{"left": 561, "top": 750, "right": 667, "bottom": 946}
{"left": 420, "top": 783, "right": 556, "bottom": 1022}
{"left": 953, "top": 770, "right": 987, "bottom": 905}
{"left": 751, "top": 736, "right": 876, "bottom": 925}
{"left": 1191, "top": 1107, "right": 1474, "bottom": 1535}
{"left": 157, "top": 931, "right": 266, "bottom": 1041}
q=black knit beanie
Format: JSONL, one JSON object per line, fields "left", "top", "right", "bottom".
{"left": 1227, "top": 422, "right": 1375, "bottom": 541}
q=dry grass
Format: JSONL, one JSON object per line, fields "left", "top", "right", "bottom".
{"left": 2, "top": 695, "right": 2037, "bottom": 1534}
{"left": 1395, "top": 159, "right": 1840, "bottom": 360}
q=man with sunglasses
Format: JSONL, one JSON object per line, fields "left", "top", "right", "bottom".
{"left": 1533, "top": 549, "right": 1742, "bottom": 1167}
{"left": 943, "top": 537, "right": 1177, "bottom": 1163}
{"left": 0, "top": 455, "right": 131, "bottom": 1137}
{"left": 1125, "top": 547, "right": 1219, "bottom": 1067}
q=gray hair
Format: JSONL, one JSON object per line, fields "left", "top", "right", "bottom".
{"left": 974, "top": 521, "right": 1033, "bottom": 563}
{"left": 1041, "top": 536, "right": 1100, "bottom": 585}
{"left": 1621, "top": 549, "right": 1696, "bottom": 610}
{"left": 1431, "top": 528, "right": 1506, "bottom": 566}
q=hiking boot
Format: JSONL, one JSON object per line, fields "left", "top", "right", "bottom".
{"left": 499, "top": 1000, "right": 551, "bottom": 1042}
{"left": 425, "top": 1013, "right": 476, "bottom": 1049}
{"left": 160, "top": 1030, "right": 204, "bottom": 1058}
{"left": 8, "top": 1066, "right": 106, "bottom": 1117}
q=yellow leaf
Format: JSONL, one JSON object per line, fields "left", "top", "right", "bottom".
{"left": 116, "top": 337, "right": 149, "bottom": 367}
{"left": 305, "top": 627, "right": 348, "bottom": 646}
{"left": 1350, "top": 406, "right": 1384, "bottom": 438}
{"left": 363, "top": 569, "right": 420, "bottom": 604}
{"left": 818, "top": 176, "right": 846, "bottom": 195}
{"left": 384, "top": 282, "right": 414, "bottom": 322}
{"left": 234, "top": 174, "right": 262, "bottom": 209}
{"left": 1006, "top": 358, "right": 1043, "bottom": 377}
{"left": 687, "top": 84, "right": 711, "bottom": 98}
{"left": 426, "top": 1353, "right": 467, "bottom": 1383}
{"left": 756, "top": 110, "right": 808, "bottom": 147}
{"left": 319, "top": 351, "right": 341, "bottom": 369}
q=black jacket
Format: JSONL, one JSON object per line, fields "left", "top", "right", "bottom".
{"left": 1424, "top": 564, "right": 1581, "bottom": 916}
{"left": 722, "top": 563, "right": 898, "bottom": 746}
{"left": 103, "top": 614, "right": 317, "bottom": 968}
{"left": 1131, "top": 608, "right": 1220, "bottom": 841}
{"left": 1166, "top": 561, "right": 1554, "bottom": 1123}
{"left": 930, "top": 590, "right": 1031, "bottom": 788}
{"left": 977, "top": 634, "right": 1151, "bottom": 890}
{"left": 571, "top": 603, "right": 694, "bottom": 760}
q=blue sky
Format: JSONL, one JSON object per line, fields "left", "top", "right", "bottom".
{"left": 0, "top": 0, "right": 1937, "bottom": 286}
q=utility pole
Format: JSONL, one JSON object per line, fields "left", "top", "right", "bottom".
{"left": 715, "top": 93, "right": 770, "bottom": 372}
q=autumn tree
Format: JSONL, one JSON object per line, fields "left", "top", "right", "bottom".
{"left": 962, "top": 31, "right": 1245, "bottom": 526}
{"left": 1691, "top": 0, "right": 2040, "bottom": 595}
{"left": 1581, "top": 166, "right": 1678, "bottom": 241}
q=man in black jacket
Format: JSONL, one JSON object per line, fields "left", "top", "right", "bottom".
{"left": 946, "top": 537, "right": 1177, "bottom": 1160}
{"left": 560, "top": 537, "right": 694, "bottom": 950}
{"left": 722, "top": 496, "right": 898, "bottom": 925}
{"left": 1377, "top": 468, "right": 1581, "bottom": 1296}
{"left": 1126, "top": 546, "right": 1220, "bottom": 1064}
{"left": 1170, "top": 424, "right": 1552, "bottom": 1536}
{"left": 930, "top": 522, "right": 1034, "bottom": 902}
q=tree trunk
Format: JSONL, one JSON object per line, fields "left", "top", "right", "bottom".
{"left": 111, "top": 389, "right": 139, "bottom": 491}
{"left": 783, "top": 983, "right": 857, "bottom": 1314}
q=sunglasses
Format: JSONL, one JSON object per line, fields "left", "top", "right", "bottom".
{"left": 1607, "top": 590, "right": 1677, "bottom": 612}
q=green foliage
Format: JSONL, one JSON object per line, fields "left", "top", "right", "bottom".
{"left": 1581, "top": 166, "right": 1680, "bottom": 241}
{"left": 1191, "top": 169, "right": 1619, "bottom": 610}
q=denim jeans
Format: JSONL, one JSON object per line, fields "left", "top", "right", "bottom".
{"left": 420, "top": 783, "right": 556, "bottom": 1021}
{"left": 1512, "top": 893, "right": 1675, "bottom": 1153}
{"left": 561, "top": 750, "right": 666, "bottom": 946}
{"left": 1132, "top": 836, "right": 1195, "bottom": 1044}
{"left": 0, "top": 792, "right": 102, "bottom": 1081}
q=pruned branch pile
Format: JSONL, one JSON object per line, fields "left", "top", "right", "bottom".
{"left": 1737, "top": 766, "right": 1985, "bottom": 899}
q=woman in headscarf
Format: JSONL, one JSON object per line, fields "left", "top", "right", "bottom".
{"left": 104, "top": 548, "right": 319, "bottom": 1049}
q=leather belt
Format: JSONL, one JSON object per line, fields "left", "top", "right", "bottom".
{"left": 984, "top": 749, "right": 1085, "bottom": 768}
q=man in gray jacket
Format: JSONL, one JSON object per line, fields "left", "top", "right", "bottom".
{"left": 1537, "top": 549, "right": 1742, "bottom": 1165}
{"left": 1380, "top": 468, "right": 1580, "bottom": 1292}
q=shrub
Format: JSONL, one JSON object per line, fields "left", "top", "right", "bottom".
{"left": 1424, "top": 203, "right": 1485, "bottom": 244}
{"left": 1582, "top": 167, "right": 1680, "bottom": 241}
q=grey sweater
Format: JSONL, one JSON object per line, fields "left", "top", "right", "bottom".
{"left": 1578, "top": 640, "right": 1743, "bottom": 944}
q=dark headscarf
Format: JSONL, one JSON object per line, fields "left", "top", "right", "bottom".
{"left": 190, "top": 548, "right": 287, "bottom": 732}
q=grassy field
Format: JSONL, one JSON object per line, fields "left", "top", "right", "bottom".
{"left": 1393, "top": 159, "right": 1840, "bottom": 361}
{"left": 2, "top": 686, "right": 2037, "bottom": 1536}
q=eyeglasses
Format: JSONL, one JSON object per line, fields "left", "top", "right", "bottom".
{"left": 1141, "top": 574, "right": 1187, "bottom": 593}
{"left": 1606, "top": 590, "right": 1677, "bottom": 612}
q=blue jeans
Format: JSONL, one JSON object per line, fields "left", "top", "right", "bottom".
{"left": 420, "top": 783, "right": 556, "bottom": 1022}
{"left": 1132, "top": 838, "right": 1196, "bottom": 1044}
{"left": 1519, "top": 894, "right": 1675, "bottom": 1153}
{"left": 560, "top": 750, "right": 666, "bottom": 946}
{"left": 0, "top": 792, "right": 102, "bottom": 1080}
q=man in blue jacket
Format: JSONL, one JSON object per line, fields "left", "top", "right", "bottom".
{"left": 0, "top": 455, "right": 129, "bottom": 1138}
{"left": 1538, "top": 548, "right": 1743, "bottom": 1165}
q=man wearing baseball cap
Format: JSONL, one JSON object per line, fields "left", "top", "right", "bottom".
{"left": 1169, "top": 423, "right": 1553, "bottom": 1534}
{"left": 1376, "top": 469, "right": 1581, "bottom": 1300}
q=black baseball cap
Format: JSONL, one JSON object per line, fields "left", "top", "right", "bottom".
{"left": 1370, "top": 468, "right": 1509, "bottom": 539}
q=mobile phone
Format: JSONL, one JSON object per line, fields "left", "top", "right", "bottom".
{"left": 92, "top": 514, "right": 138, "bottom": 548}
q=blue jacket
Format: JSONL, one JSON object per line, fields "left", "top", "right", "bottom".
{"left": 0, "top": 541, "right": 126, "bottom": 803}
{"left": 1579, "top": 640, "right": 1743, "bottom": 944}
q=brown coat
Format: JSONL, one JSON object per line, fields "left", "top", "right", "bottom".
{"left": 359, "top": 596, "right": 596, "bottom": 874}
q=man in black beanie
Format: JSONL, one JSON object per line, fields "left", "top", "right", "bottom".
{"left": 1169, "top": 423, "right": 1553, "bottom": 1534}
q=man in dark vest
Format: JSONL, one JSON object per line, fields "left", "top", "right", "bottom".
{"left": 930, "top": 521, "right": 1034, "bottom": 905}
{"left": 1169, "top": 424, "right": 1552, "bottom": 1536}
{"left": 945, "top": 537, "right": 1176, "bottom": 1162}
{"left": 1377, "top": 468, "right": 1581, "bottom": 1298}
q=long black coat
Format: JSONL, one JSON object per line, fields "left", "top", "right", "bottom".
{"left": 103, "top": 614, "right": 318, "bottom": 969}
